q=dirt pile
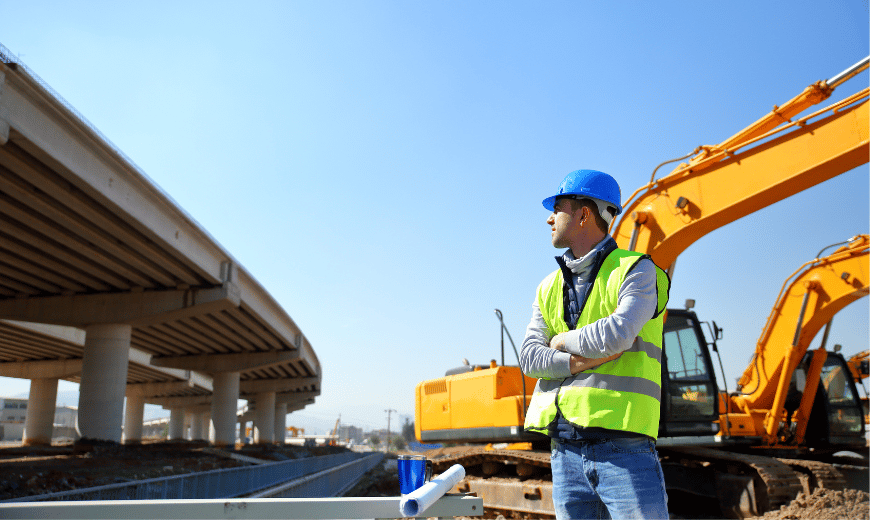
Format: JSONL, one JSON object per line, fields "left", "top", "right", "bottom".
{"left": 748, "top": 487, "right": 869, "bottom": 520}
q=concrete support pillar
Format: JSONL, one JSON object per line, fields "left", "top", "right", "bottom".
{"left": 190, "top": 412, "right": 203, "bottom": 440}
{"left": 123, "top": 395, "right": 145, "bottom": 444}
{"left": 77, "top": 324, "right": 132, "bottom": 443}
{"left": 201, "top": 412, "right": 211, "bottom": 441}
{"left": 274, "top": 403, "right": 287, "bottom": 445}
{"left": 211, "top": 372, "right": 239, "bottom": 447}
{"left": 183, "top": 411, "right": 195, "bottom": 440}
{"left": 254, "top": 392, "right": 276, "bottom": 444}
{"left": 23, "top": 378, "right": 58, "bottom": 446}
{"left": 169, "top": 408, "right": 185, "bottom": 440}
{"left": 238, "top": 419, "right": 247, "bottom": 443}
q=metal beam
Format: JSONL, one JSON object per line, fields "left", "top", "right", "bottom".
{"left": 0, "top": 495, "right": 484, "bottom": 519}
{"left": 149, "top": 395, "right": 212, "bottom": 408}
{"left": 247, "top": 390, "right": 319, "bottom": 408}
{"left": 2, "top": 320, "right": 85, "bottom": 344}
{"left": 0, "top": 358, "right": 82, "bottom": 379}
{"left": 183, "top": 403, "right": 212, "bottom": 415}
{"left": 151, "top": 349, "right": 300, "bottom": 372}
{"left": 276, "top": 390, "right": 320, "bottom": 405}
{"left": 239, "top": 377, "right": 319, "bottom": 394}
{"left": 286, "top": 399, "right": 315, "bottom": 413}
{"left": 0, "top": 284, "right": 240, "bottom": 327}
{"left": 126, "top": 381, "right": 196, "bottom": 397}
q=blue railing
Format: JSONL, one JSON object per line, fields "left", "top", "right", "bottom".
{"left": 250, "top": 453, "right": 385, "bottom": 498}
{"left": 3, "top": 451, "right": 383, "bottom": 502}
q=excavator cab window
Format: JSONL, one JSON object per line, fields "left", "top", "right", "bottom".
{"left": 819, "top": 355, "right": 866, "bottom": 442}
{"left": 660, "top": 309, "right": 720, "bottom": 436}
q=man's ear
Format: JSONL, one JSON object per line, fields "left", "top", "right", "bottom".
{"left": 578, "top": 205, "right": 589, "bottom": 224}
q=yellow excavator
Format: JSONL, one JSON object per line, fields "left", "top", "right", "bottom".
{"left": 845, "top": 350, "right": 870, "bottom": 422}
{"left": 726, "top": 235, "right": 868, "bottom": 447}
{"left": 415, "top": 57, "right": 869, "bottom": 518}
{"left": 286, "top": 426, "right": 305, "bottom": 437}
{"left": 655, "top": 235, "right": 868, "bottom": 517}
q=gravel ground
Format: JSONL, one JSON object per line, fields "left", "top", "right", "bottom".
{"left": 347, "top": 449, "right": 870, "bottom": 520}
{"left": 349, "top": 458, "right": 869, "bottom": 520}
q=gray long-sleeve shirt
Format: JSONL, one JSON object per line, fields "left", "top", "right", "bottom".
{"left": 519, "top": 237, "right": 659, "bottom": 380}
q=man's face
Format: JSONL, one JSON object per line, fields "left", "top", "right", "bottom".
{"left": 547, "top": 198, "right": 586, "bottom": 249}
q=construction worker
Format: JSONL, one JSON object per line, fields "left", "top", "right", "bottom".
{"left": 519, "top": 169, "right": 670, "bottom": 519}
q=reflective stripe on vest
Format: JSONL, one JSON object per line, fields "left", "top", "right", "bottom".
{"left": 523, "top": 249, "right": 669, "bottom": 439}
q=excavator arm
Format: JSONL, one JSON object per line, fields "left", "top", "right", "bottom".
{"left": 611, "top": 59, "right": 869, "bottom": 271}
{"left": 726, "top": 235, "right": 868, "bottom": 444}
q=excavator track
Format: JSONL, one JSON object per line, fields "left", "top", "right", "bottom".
{"left": 775, "top": 457, "right": 847, "bottom": 494}
{"left": 430, "top": 445, "right": 809, "bottom": 518}
{"left": 431, "top": 448, "right": 556, "bottom": 517}
{"left": 665, "top": 447, "right": 804, "bottom": 512}
{"left": 431, "top": 448, "right": 551, "bottom": 474}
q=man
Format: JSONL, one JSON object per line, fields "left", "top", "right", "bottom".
{"left": 519, "top": 169, "right": 670, "bottom": 520}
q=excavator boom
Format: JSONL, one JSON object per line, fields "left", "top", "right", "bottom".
{"left": 679, "top": 56, "right": 867, "bottom": 175}
{"left": 613, "top": 87, "right": 868, "bottom": 270}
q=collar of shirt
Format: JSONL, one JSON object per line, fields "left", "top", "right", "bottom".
{"left": 559, "top": 236, "right": 616, "bottom": 277}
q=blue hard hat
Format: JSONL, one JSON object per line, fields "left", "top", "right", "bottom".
{"left": 542, "top": 169, "right": 623, "bottom": 216}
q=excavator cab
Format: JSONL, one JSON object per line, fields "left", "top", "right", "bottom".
{"left": 659, "top": 309, "right": 721, "bottom": 437}
{"left": 815, "top": 353, "right": 867, "bottom": 447}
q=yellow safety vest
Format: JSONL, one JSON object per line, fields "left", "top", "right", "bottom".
{"left": 523, "top": 249, "right": 669, "bottom": 439}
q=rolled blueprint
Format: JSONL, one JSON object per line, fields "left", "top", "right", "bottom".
{"left": 398, "top": 463, "right": 466, "bottom": 518}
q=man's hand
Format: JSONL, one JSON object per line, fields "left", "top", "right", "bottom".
{"left": 569, "top": 352, "right": 622, "bottom": 375}
{"left": 549, "top": 333, "right": 621, "bottom": 374}
{"left": 548, "top": 332, "right": 570, "bottom": 352}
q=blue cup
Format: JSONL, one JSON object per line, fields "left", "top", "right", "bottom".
{"left": 397, "top": 455, "right": 433, "bottom": 494}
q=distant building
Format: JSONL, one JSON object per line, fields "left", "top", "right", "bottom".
{"left": 0, "top": 398, "right": 82, "bottom": 442}
{"left": 0, "top": 396, "right": 28, "bottom": 441}
{"left": 53, "top": 406, "right": 79, "bottom": 441}
{"left": 142, "top": 417, "right": 170, "bottom": 440}
{"left": 54, "top": 406, "right": 77, "bottom": 428}
{"left": 338, "top": 424, "right": 364, "bottom": 444}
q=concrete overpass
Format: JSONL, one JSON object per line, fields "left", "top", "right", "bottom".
{"left": 0, "top": 47, "right": 321, "bottom": 446}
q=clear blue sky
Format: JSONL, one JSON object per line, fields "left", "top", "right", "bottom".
{"left": 1, "top": 1, "right": 868, "bottom": 434}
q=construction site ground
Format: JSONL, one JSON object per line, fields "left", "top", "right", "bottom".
{"left": 388, "top": 446, "right": 870, "bottom": 520}
{"left": 1, "top": 441, "right": 867, "bottom": 519}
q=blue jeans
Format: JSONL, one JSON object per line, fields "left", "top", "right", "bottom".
{"left": 550, "top": 437, "right": 669, "bottom": 520}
